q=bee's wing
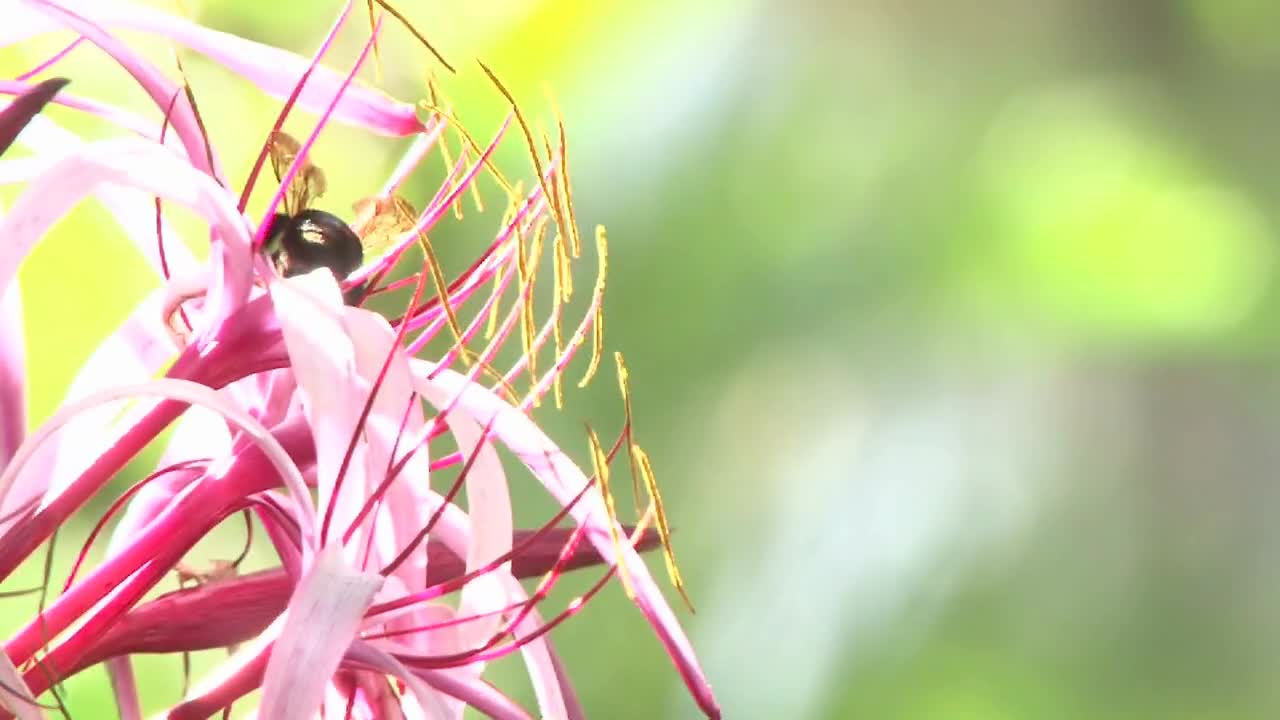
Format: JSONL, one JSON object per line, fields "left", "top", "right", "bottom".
{"left": 268, "top": 131, "right": 328, "bottom": 215}
{"left": 353, "top": 195, "right": 419, "bottom": 259}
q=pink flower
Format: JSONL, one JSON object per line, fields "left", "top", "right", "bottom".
{"left": 0, "top": 2, "right": 719, "bottom": 718}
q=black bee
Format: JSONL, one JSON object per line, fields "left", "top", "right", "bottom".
{"left": 264, "top": 131, "right": 363, "bottom": 283}
{"left": 265, "top": 208, "right": 363, "bottom": 280}
{"left": 264, "top": 131, "right": 419, "bottom": 304}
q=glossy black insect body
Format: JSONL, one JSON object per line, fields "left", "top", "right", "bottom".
{"left": 266, "top": 208, "right": 363, "bottom": 280}
{"left": 263, "top": 131, "right": 414, "bottom": 305}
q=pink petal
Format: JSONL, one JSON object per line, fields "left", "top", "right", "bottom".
{"left": 493, "top": 581, "right": 573, "bottom": 719}
{"left": 349, "top": 312, "right": 515, "bottom": 645}
{"left": 0, "top": 290, "right": 171, "bottom": 530}
{"left": 0, "top": 79, "right": 161, "bottom": 140}
{"left": 541, "top": 638, "right": 587, "bottom": 720}
{"left": 339, "top": 318, "right": 569, "bottom": 717}
{"left": 40, "top": 291, "right": 174, "bottom": 522}
{"left": 0, "top": 285, "right": 24, "bottom": 475}
{"left": 340, "top": 311, "right": 435, "bottom": 586}
{"left": 344, "top": 642, "right": 453, "bottom": 718}
{"left": 34, "top": 1, "right": 424, "bottom": 136}
{"left": 104, "top": 657, "right": 142, "bottom": 720}
{"left": 342, "top": 313, "right": 522, "bottom": 718}
{"left": 22, "top": 0, "right": 225, "bottom": 181}
{"left": 153, "top": 407, "right": 230, "bottom": 474}
{"left": 0, "top": 378, "right": 310, "bottom": 536}
{"left": 11, "top": 115, "right": 199, "bottom": 278}
{"left": 0, "top": 137, "right": 251, "bottom": 342}
{"left": 410, "top": 360, "right": 720, "bottom": 718}
{"left": 106, "top": 408, "right": 225, "bottom": 554}
{"left": 417, "top": 384, "right": 516, "bottom": 669}
{"left": 268, "top": 273, "right": 366, "bottom": 550}
{"left": 383, "top": 481, "right": 571, "bottom": 719}
{"left": 346, "top": 312, "right": 545, "bottom": 715}
{"left": 349, "top": 641, "right": 532, "bottom": 720}
{"left": 260, "top": 544, "right": 384, "bottom": 720}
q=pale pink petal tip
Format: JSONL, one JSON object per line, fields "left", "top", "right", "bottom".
{"left": 260, "top": 545, "right": 383, "bottom": 720}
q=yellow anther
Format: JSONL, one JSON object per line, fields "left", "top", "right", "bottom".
{"left": 478, "top": 62, "right": 572, "bottom": 271}
{"left": 587, "top": 426, "right": 634, "bottom": 600}
{"left": 543, "top": 91, "right": 582, "bottom": 258}
{"left": 577, "top": 226, "right": 608, "bottom": 388}
{"left": 555, "top": 232, "right": 574, "bottom": 303}
{"left": 614, "top": 353, "right": 694, "bottom": 612}
{"left": 516, "top": 218, "right": 544, "bottom": 404}
{"left": 551, "top": 279, "right": 565, "bottom": 410}
{"left": 414, "top": 230, "right": 462, "bottom": 345}
{"left": 559, "top": 119, "right": 582, "bottom": 259}
{"left": 614, "top": 352, "right": 641, "bottom": 507}
{"left": 485, "top": 264, "right": 504, "bottom": 341}
{"left": 636, "top": 447, "right": 693, "bottom": 612}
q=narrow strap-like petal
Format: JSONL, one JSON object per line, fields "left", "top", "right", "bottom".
{"left": 269, "top": 273, "right": 366, "bottom": 552}
{"left": 0, "top": 137, "right": 250, "bottom": 341}
{"left": 260, "top": 544, "right": 384, "bottom": 720}
{"left": 13, "top": 1, "right": 423, "bottom": 136}
{"left": 0, "top": 285, "right": 24, "bottom": 477}
{"left": 23, "top": 0, "right": 226, "bottom": 181}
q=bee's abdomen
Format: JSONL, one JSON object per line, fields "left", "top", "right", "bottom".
{"left": 275, "top": 209, "right": 363, "bottom": 281}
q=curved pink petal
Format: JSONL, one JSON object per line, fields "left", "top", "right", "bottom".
{"left": 0, "top": 378, "right": 310, "bottom": 537}
{"left": 420, "top": 374, "right": 514, "bottom": 641}
{"left": 338, "top": 318, "right": 569, "bottom": 718}
{"left": 0, "top": 288, "right": 174, "bottom": 532}
{"left": 0, "top": 79, "right": 160, "bottom": 140}
{"left": 104, "top": 657, "right": 142, "bottom": 720}
{"left": 494, "top": 578, "right": 575, "bottom": 719}
{"left": 349, "top": 641, "right": 533, "bottom": 720}
{"left": 16, "top": 1, "right": 424, "bottom": 137}
{"left": 344, "top": 311, "right": 564, "bottom": 715}
{"left": 4, "top": 291, "right": 176, "bottom": 533}
{"left": 268, "top": 273, "right": 366, "bottom": 551}
{"left": 260, "top": 544, "right": 383, "bottom": 720}
{"left": 22, "top": 0, "right": 225, "bottom": 181}
{"left": 410, "top": 360, "right": 720, "bottom": 719}
{"left": 0, "top": 137, "right": 251, "bottom": 342}
{"left": 346, "top": 640, "right": 454, "bottom": 718}
{"left": 105, "top": 408, "right": 225, "bottom": 556}
{"left": 379, "top": 481, "right": 571, "bottom": 718}
{"left": 113, "top": 2, "right": 423, "bottom": 136}
{"left": 0, "top": 285, "right": 24, "bottom": 476}
{"left": 340, "top": 311, "right": 434, "bottom": 583}
{"left": 542, "top": 637, "right": 587, "bottom": 720}
{"left": 13, "top": 115, "right": 198, "bottom": 278}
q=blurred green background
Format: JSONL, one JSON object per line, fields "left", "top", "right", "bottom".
{"left": 9, "top": 0, "right": 1280, "bottom": 718}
